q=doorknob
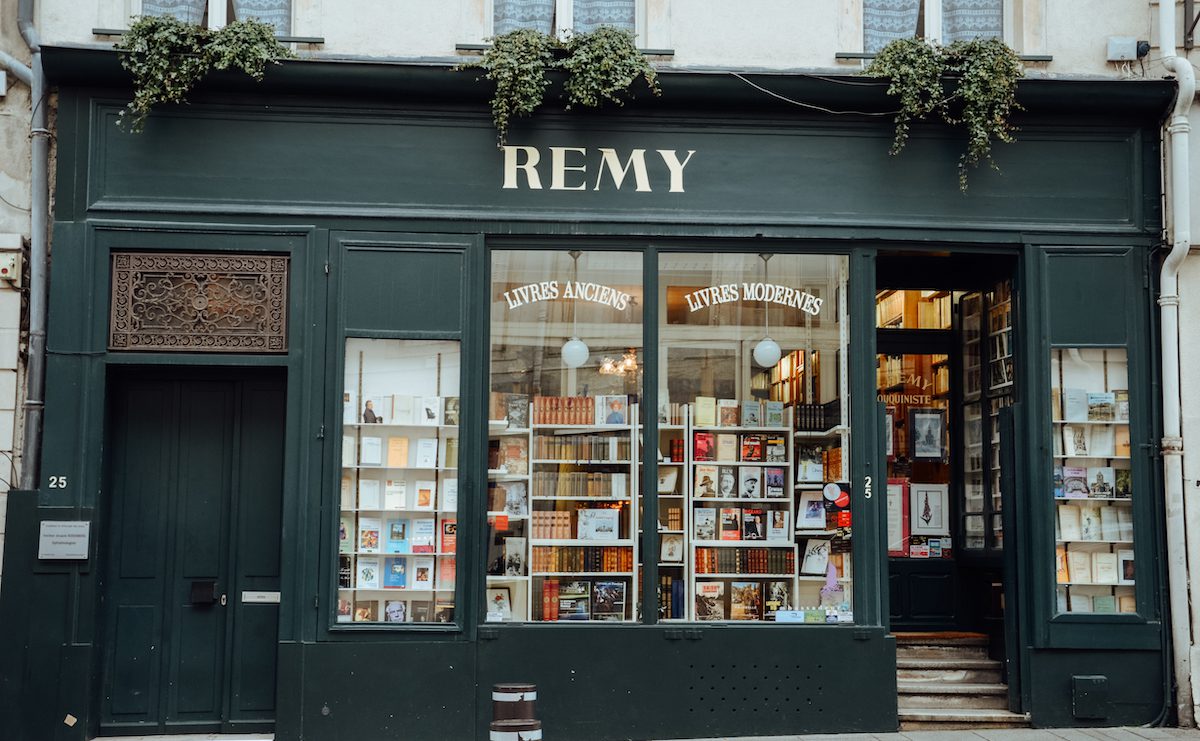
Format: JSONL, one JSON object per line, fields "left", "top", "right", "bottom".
{"left": 220, "top": 594, "right": 227, "bottom": 607}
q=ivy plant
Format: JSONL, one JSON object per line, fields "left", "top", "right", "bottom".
{"left": 864, "top": 37, "right": 1023, "bottom": 190}
{"left": 461, "top": 26, "right": 659, "bottom": 146}
{"left": 116, "top": 15, "right": 293, "bottom": 133}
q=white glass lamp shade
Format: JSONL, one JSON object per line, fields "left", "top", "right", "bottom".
{"left": 753, "top": 337, "right": 782, "bottom": 368}
{"left": 561, "top": 337, "right": 590, "bottom": 368}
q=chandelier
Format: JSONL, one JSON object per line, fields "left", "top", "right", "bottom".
{"left": 599, "top": 348, "right": 638, "bottom": 375}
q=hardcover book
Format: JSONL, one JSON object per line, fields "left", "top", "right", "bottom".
{"left": 577, "top": 508, "right": 620, "bottom": 541}
{"left": 383, "top": 556, "right": 407, "bottom": 588}
{"left": 500, "top": 437, "right": 529, "bottom": 474}
{"left": 596, "top": 395, "right": 629, "bottom": 426}
{"left": 695, "top": 581, "right": 725, "bottom": 620}
{"left": 1117, "top": 548, "right": 1135, "bottom": 584}
{"left": 741, "top": 400, "right": 763, "bottom": 427}
{"left": 1087, "top": 392, "right": 1116, "bottom": 421}
{"left": 1088, "top": 467, "right": 1115, "bottom": 497}
{"left": 693, "top": 432, "right": 716, "bottom": 462}
{"left": 657, "top": 467, "right": 679, "bottom": 494}
{"left": 339, "top": 515, "right": 354, "bottom": 554}
{"left": 741, "top": 508, "right": 765, "bottom": 540}
{"left": 694, "top": 396, "right": 717, "bottom": 427}
{"left": 801, "top": 539, "right": 831, "bottom": 575}
{"left": 766, "top": 509, "right": 790, "bottom": 541}
{"left": 763, "top": 466, "right": 786, "bottom": 498}
{"left": 796, "top": 445, "right": 824, "bottom": 482}
{"left": 558, "top": 580, "right": 592, "bottom": 620}
{"left": 738, "top": 466, "right": 762, "bottom": 499}
{"left": 717, "top": 466, "right": 737, "bottom": 498}
{"left": 356, "top": 556, "right": 381, "bottom": 589}
{"left": 716, "top": 434, "right": 738, "bottom": 462}
{"left": 358, "top": 516, "right": 382, "bottom": 553}
{"left": 505, "top": 393, "right": 530, "bottom": 429}
{"left": 719, "top": 508, "right": 742, "bottom": 541}
{"left": 443, "top": 396, "right": 460, "bottom": 426}
{"left": 503, "top": 537, "right": 526, "bottom": 576}
{"left": 740, "top": 435, "right": 763, "bottom": 461}
{"left": 386, "top": 518, "right": 410, "bottom": 553}
{"left": 503, "top": 481, "right": 529, "bottom": 516}
{"left": 764, "top": 580, "right": 792, "bottom": 620}
{"left": 1062, "top": 467, "right": 1089, "bottom": 497}
{"left": 798, "top": 491, "right": 827, "bottom": 530}
{"left": 386, "top": 437, "right": 410, "bottom": 468}
{"left": 764, "top": 401, "right": 784, "bottom": 428}
{"left": 353, "top": 600, "right": 379, "bottom": 622}
{"left": 730, "top": 581, "right": 762, "bottom": 620}
{"left": 411, "top": 557, "right": 435, "bottom": 588}
{"left": 660, "top": 533, "right": 684, "bottom": 563}
{"left": 414, "top": 438, "right": 438, "bottom": 468}
{"left": 591, "top": 581, "right": 627, "bottom": 621}
{"left": 384, "top": 600, "right": 408, "bottom": 623}
{"left": 764, "top": 436, "right": 786, "bottom": 462}
{"left": 693, "top": 507, "right": 717, "bottom": 540}
{"left": 410, "top": 518, "right": 436, "bottom": 553}
{"left": 694, "top": 464, "right": 718, "bottom": 498}
{"left": 717, "top": 399, "right": 739, "bottom": 427}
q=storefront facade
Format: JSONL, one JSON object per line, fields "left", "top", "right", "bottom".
{"left": 0, "top": 48, "right": 1176, "bottom": 740}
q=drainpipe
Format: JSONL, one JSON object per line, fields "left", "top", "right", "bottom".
{"left": 1158, "top": 0, "right": 1197, "bottom": 727}
{"left": 15, "top": 0, "right": 47, "bottom": 492}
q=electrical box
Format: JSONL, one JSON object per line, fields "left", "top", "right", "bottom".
{"left": 0, "top": 252, "right": 21, "bottom": 288}
{"left": 1107, "top": 36, "right": 1138, "bottom": 61}
{"left": 1072, "top": 675, "right": 1109, "bottom": 719}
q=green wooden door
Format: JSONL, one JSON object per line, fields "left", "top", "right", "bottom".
{"left": 99, "top": 370, "right": 284, "bottom": 734}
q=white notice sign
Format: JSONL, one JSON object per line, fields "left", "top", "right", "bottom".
{"left": 38, "top": 520, "right": 90, "bottom": 560}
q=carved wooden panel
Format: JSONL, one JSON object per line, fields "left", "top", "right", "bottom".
{"left": 110, "top": 252, "right": 288, "bottom": 352}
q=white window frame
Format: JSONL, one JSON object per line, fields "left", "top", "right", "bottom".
{"left": 466, "top": 0, "right": 650, "bottom": 44}
{"left": 921, "top": 0, "right": 1015, "bottom": 46}
{"left": 845, "top": 0, "right": 1018, "bottom": 53}
{"left": 130, "top": 0, "right": 297, "bottom": 31}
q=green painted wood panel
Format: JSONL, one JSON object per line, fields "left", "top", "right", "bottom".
{"left": 341, "top": 245, "right": 464, "bottom": 334}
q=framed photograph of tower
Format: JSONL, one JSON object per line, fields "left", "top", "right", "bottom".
{"left": 909, "top": 483, "right": 950, "bottom": 536}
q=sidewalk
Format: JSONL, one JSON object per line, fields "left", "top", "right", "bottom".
{"left": 659, "top": 729, "right": 1200, "bottom": 741}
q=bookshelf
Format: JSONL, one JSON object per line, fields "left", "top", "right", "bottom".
{"left": 1051, "top": 347, "right": 1136, "bottom": 614}
{"left": 485, "top": 412, "right": 532, "bottom": 622}
{"left": 641, "top": 406, "right": 689, "bottom": 622}
{"left": 338, "top": 339, "right": 460, "bottom": 624}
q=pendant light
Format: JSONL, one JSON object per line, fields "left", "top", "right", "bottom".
{"left": 561, "top": 250, "right": 590, "bottom": 368}
{"left": 753, "top": 253, "right": 782, "bottom": 367}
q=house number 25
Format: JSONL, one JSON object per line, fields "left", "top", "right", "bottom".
{"left": 863, "top": 475, "right": 872, "bottom": 499}
{"left": 48, "top": 475, "right": 67, "bottom": 489}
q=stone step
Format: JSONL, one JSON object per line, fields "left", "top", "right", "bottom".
{"left": 894, "top": 631, "right": 989, "bottom": 646}
{"left": 896, "top": 666, "right": 1003, "bottom": 683}
{"left": 896, "top": 657, "right": 1001, "bottom": 670}
{"left": 896, "top": 643, "right": 990, "bottom": 659}
{"left": 899, "top": 707, "right": 1030, "bottom": 731}
{"left": 897, "top": 681, "right": 1010, "bottom": 710}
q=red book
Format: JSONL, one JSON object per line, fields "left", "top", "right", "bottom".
{"left": 720, "top": 508, "right": 742, "bottom": 541}
{"left": 440, "top": 518, "right": 457, "bottom": 554}
{"left": 693, "top": 432, "right": 716, "bottom": 461}
{"left": 740, "top": 435, "right": 763, "bottom": 461}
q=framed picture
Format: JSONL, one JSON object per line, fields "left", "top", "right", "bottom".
{"left": 486, "top": 587, "right": 512, "bottom": 622}
{"left": 660, "top": 533, "right": 684, "bottom": 563}
{"left": 657, "top": 467, "right": 679, "bottom": 494}
{"left": 909, "top": 407, "right": 946, "bottom": 460}
{"left": 796, "top": 490, "right": 827, "bottom": 530}
{"left": 909, "top": 482, "right": 950, "bottom": 536}
{"left": 886, "top": 479, "right": 909, "bottom": 556}
{"left": 884, "top": 409, "right": 895, "bottom": 460}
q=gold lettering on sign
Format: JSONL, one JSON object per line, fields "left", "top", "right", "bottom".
{"left": 501, "top": 146, "right": 696, "bottom": 192}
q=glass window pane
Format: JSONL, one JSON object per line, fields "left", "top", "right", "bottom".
{"left": 660, "top": 253, "right": 852, "bottom": 623}
{"left": 488, "top": 249, "right": 643, "bottom": 622}
{"left": 574, "top": 0, "right": 636, "bottom": 33}
{"left": 942, "top": 0, "right": 1003, "bottom": 44}
{"left": 338, "top": 338, "right": 460, "bottom": 625}
{"left": 876, "top": 289, "right": 953, "bottom": 329}
{"left": 494, "top": 0, "right": 555, "bottom": 35}
{"left": 1051, "top": 347, "right": 1135, "bottom": 614}
{"left": 863, "top": 0, "right": 921, "bottom": 54}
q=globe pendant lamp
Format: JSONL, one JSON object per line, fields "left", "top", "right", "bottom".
{"left": 754, "top": 253, "right": 782, "bottom": 367}
{"left": 561, "top": 250, "right": 589, "bottom": 368}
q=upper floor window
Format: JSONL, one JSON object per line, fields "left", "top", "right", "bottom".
{"left": 863, "top": 0, "right": 1002, "bottom": 54}
{"left": 493, "top": 0, "right": 638, "bottom": 38}
{"left": 140, "top": 0, "right": 292, "bottom": 35}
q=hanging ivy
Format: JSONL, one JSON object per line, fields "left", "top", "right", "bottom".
{"left": 864, "top": 37, "right": 1023, "bottom": 191}
{"left": 116, "top": 15, "right": 293, "bottom": 133}
{"left": 460, "top": 26, "right": 660, "bottom": 146}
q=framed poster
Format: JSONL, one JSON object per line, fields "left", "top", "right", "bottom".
{"left": 909, "top": 407, "right": 946, "bottom": 460}
{"left": 910, "top": 482, "right": 950, "bottom": 536}
{"left": 886, "top": 479, "right": 909, "bottom": 556}
{"left": 884, "top": 408, "right": 895, "bottom": 460}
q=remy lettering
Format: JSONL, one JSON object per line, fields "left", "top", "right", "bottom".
{"left": 502, "top": 146, "right": 697, "bottom": 192}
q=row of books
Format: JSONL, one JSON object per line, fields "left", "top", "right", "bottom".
{"left": 534, "top": 579, "right": 627, "bottom": 621}
{"left": 1054, "top": 465, "right": 1131, "bottom": 499}
{"left": 341, "top": 515, "right": 456, "bottom": 555}
{"left": 338, "top": 597, "right": 454, "bottom": 623}
{"left": 345, "top": 392, "right": 458, "bottom": 427}
{"left": 528, "top": 394, "right": 630, "bottom": 426}
{"left": 1057, "top": 589, "right": 1136, "bottom": 614}
{"left": 342, "top": 477, "right": 447, "bottom": 511}
{"left": 694, "top": 506, "right": 791, "bottom": 542}
{"left": 533, "top": 435, "right": 631, "bottom": 462}
{"left": 693, "top": 397, "right": 786, "bottom": 428}
{"left": 694, "top": 465, "right": 786, "bottom": 499}
{"left": 658, "top": 576, "right": 687, "bottom": 619}
{"left": 1055, "top": 546, "right": 1134, "bottom": 586}
{"left": 1056, "top": 502, "right": 1134, "bottom": 542}
{"left": 531, "top": 545, "right": 633, "bottom": 573}
{"left": 659, "top": 505, "right": 683, "bottom": 531}
{"left": 489, "top": 437, "right": 529, "bottom": 475}
{"left": 531, "top": 471, "right": 630, "bottom": 499}
{"left": 1055, "top": 423, "right": 1131, "bottom": 458}
{"left": 658, "top": 403, "right": 688, "bottom": 426}
{"left": 1052, "top": 388, "right": 1130, "bottom": 423}
{"left": 344, "top": 435, "right": 453, "bottom": 469}
{"left": 693, "top": 432, "right": 786, "bottom": 463}
{"left": 794, "top": 400, "right": 841, "bottom": 432}
{"left": 694, "top": 547, "right": 795, "bottom": 575}
{"left": 346, "top": 554, "right": 447, "bottom": 590}
{"left": 530, "top": 508, "right": 625, "bottom": 541}
{"left": 490, "top": 391, "right": 531, "bottom": 428}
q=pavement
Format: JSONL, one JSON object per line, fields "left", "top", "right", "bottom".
{"left": 661, "top": 729, "right": 1200, "bottom": 741}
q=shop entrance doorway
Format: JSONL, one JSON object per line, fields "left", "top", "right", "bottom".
{"left": 97, "top": 368, "right": 285, "bottom": 735}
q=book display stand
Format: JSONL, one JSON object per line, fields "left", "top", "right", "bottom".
{"left": 1051, "top": 347, "right": 1136, "bottom": 614}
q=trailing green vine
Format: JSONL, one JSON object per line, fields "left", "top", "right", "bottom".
{"left": 460, "top": 27, "right": 660, "bottom": 146}
{"left": 116, "top": 15, "right": 293, "bottom": 133}
{"left": 864, "top": 37, "right": 1023, "bottom": 190}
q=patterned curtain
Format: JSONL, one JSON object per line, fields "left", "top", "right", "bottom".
{"left": 942, "top": 0, "right": 1003, "bottom": 43}
{"left": 574, "top": 0, "right": 636, "bottom": 34}
{"left": 141, "top": 0, "right": 207, "bottom": 23}
{"left": 233, "top": 0, "right": 293, "bottom": 35}
{"left": 494, "top": 0, "right": 555, "bottom": 35}
{"left": 863, "top": 0, "right": 921, "bottom": 54}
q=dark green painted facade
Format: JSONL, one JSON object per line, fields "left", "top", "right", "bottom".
{"left": 0, "top": 46, "right": 1177, "bottom": 740}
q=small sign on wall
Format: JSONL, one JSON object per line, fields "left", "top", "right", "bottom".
{"left": 37, "top": 520, "right": 90, "bottom": 560}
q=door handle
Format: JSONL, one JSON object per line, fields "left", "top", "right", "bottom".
{"left": 220, "top": 594, "right": 227, "bottom": 607}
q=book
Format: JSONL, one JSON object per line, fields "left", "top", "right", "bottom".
{"left": 339, "top": 515, "right": 354, "bottom": 554}
{"left": 339, "top": 555, "right": 353, "bottom": 588}
{"left": 1090, "top": 425, "right": 1115, "bottom": 457}
{"left": 392, "top": 395, "right": 414, "bottom": 425}
{"left": 742, "top": 508, "right": 765, "bottom": 540}
{"left": 764, "top": 436, "right": 786, "bottom": 462}
{"left": 386, "top": 518, "right": 410, "bottom": 553}
{"left": 719, "top": 508, "right": 742, "bottom": 541}
{"left": 353, "top": 600, "right": 379, "bottom": 622}
{"left": 763, "top": 467, "right": 786, "bottom": 498}
{"left": 1087, "top": 392, "right": 1116, "bottom": 421}
{"left": 384, "top": 479, "right": 407, "bottom": 510}
{"left": 1052, "top": 466, "right": 1063, "bottom": 498}
{"left": 383, "top": 599, "right": 408, "bottom": 623}
{"left": 357, "top": 556, "right": 381, "bottom": 588}
{"left": 499, "top": 437, "right": 528, "bottom": 474}
{"left": 695, "top": 396, "right": 717, "bottom": 427}
{"left": 741, "top": 401, "right": 763, "bottom": 427}
{"left": 694, "top": 507, "right": 716, "bottom": 540}
{"left": 1062, "top": 388, "right": 1089, "bottom": 422}
{"left": 657, "top": 467, "right": 679, "bottom": 494}
{"left": 717, "top": 398, "right": 739, "bottom": 427}
{"left": 342, "top": 435, "right": 355, "bottom": 467}
{"left": 443, "top": 396, "right": 460, "bottom": 427}
{"left": 1079, "top": 503, "right": 1102, "bottom": 541}
{"left": 766, "top": 509, "right": 790, "bottom": 541}
{"left": 358, "top": 479, "right": 381, "bottom": 510}
{"left": 1088, "top": 467, "right": 1115, "bottom": 497}
{"left": 410, "top": 518, "right": 436, "bottom": 553}
{"left": 764, "top": 580, "right": 792, "bottom": 620}
{"left": 740, "top": 435, "right": 763, "bottom": 461}
{"left": 365, "top": 395, "right": 390, "bottom": 425}
{"left": 559, "top": 580, "right": 591, "bottom": 620}
{"left": 414, "top": 480, "right": 436, "bottom": 510}
{"left": 1069, "top": 593, "right": 1092, "bottom": 612}
{"left": 1062, "top": 425, "right": 1089, "bottom": 457}
{"left": 341, "top": 476, "right": 354, "bottom": 508}
{"left": 596, "top": 395, "right": 629, "bottom": 426}
{"left": 358, "top": 516, "right": 381, "bottom": 553}
{"left": 577, "top": 508, "right": 620, "bottom": 541}
{"left": 1092, "top": 595, "right": 1117, "bottom": 614}
{"left": 383, "top": 556, "right": 407, "bottom": 588}
{"left": 796, "top": 445, "right": 824, "bottom": 482}
{"left": 504, "top": 393, "right": 530, "bottom": 429}
{"left": 592, "top": 581, "right": 626, "bottom": 621}
{"left": 419, "top": 396, "right": 441, "bottom": 426}
{"left": 386, "top": 437, "right": 409, "bottom": 468}
{"left": 1099, "top": 506, "right": 1120, "bottom": 541}
{"left": 693, "top": 432, "right": 715, "bottom": 461}
{"left": 1062, "top": 466, "right": 1088, "bottom": 497}
{"left": 764, "top": 401, "right": 785, "bottom": 428}
{"left": 1116, "top": 506, "right": 1134, "bottom": 541}
{"left": 503, "top": 537, "right": 526, "bottom": 576}
{"left": 343, "top": 389, "right": 357, "bottom": 425}
{"left": 1115, "top": 426, "right": 1131, "bottom": 457}
{"left": 660, "top": 533, "right": 684, "bottom": 563}
{"left": 503, "top": 481, "right": 529, "bottom": 516}
{"left": 1066, "top": 550, "right": 1092, "bottom": 583}
{"left": 413, "top": 438, "right": 437, "bottom": 469}
{"left": 1056, "top": 545, "right": 1069, "bottom": 583}
{"left": 1114, "top": 390, "right": 1130, "bottom": 421}
{"left": 716, "top": 434, "right": 738, "bottom": 462}
{"left": 441, "top": 479, "right": 458, "bottom": 511}
{"left": 730, "top": 581, "right": 762, "bottom": 620}
{"left": 360, "top": 436, "right": 383, "bottom": 466}
{"left": 695, "top": 581, "right": 725, "bottom": 620}
{"left": 412, "top": 557, "right": 435, "bottom": 588}
{"left": 738, "top": 467, "right": 762, "bottom": 499}
{"left": 694, "top": 464, "right": 718, "bottom": 498}
{"left": 1117, "top": 548, "right": 1135, "bottom": 584}
{"left": 438, "top": 557, "right": 456, "bottom": 589}
{"left": 797, "top": 491, "right": 827, "bottom": 530}
{"left": 1092, "top": 552, "right": 1119, "bottom": 584}
{"left": 717, "top": 466, "right": 737, "bottom": 498}
{"left": 801, "top": 539, "right": 831, "bottom": 575}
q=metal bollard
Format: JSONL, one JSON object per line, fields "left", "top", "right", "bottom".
{"left": 491, "top": 682, "right": 537, "bottom": 722}
{"left": 489, "top": 718, "right": 542, "bottom": 740}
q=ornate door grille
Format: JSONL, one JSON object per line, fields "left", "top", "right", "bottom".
{"left": 109, "top": 252, "right": 289, "bottom": 352}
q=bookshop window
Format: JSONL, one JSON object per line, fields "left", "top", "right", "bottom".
{"left": 338, "top": 339, "right": 461, "bottom": 624}
{"left": 1051, "top": 348, "right": 1136, "bottom": 615}
{"left": 488, "top": 249, "right": 643, "bottom": 622}
{"left": 659, "top": 253, "right": 853, "bottom": 623}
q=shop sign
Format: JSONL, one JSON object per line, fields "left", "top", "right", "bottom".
{"left": 502, "top": 146, "right": 696, "bottom": 192}
{"left": 37, "top": 520, "right": 90, "bottom": 560}
{"left": 503, "top": 280, "right": 632, "bottom": 311}
{"left": 683, "top": 283, "right": 824, "bottom": 316}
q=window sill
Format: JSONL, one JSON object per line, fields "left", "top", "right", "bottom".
{"left": 92, "top": 28, "right": 325, "bottom": 45}
{"left": 455, "top": 42, "right": 673, "bottom": 57}
{"left": 835, "top": 50, "right": 1052, "bottom": 62}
